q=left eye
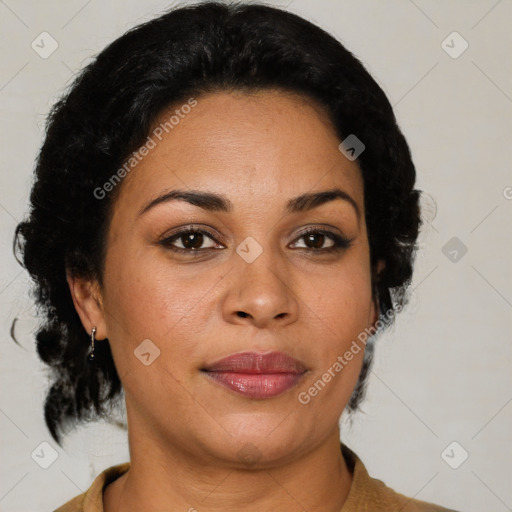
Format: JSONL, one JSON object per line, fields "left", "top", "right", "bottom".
{"left": 290, "top": 230, "right": 351, "bottom": 251}
{"left": 292, "top": 231, "right": 334, "bottom": 249}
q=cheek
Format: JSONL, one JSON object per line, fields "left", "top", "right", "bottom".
{"left": 295, "top": 285, "right": 369, "bottom": 423}
{"left": 302, "top": 251, "right": 373, "bottom": 349}
{"left": 294, "top": 250, "right": 373, "bottom": 410}
{"left": 101, "top": 247, "right": 220, "bottom": 367}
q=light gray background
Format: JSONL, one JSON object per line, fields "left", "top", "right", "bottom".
{"left": 1, "top": 1, "right": 511, "bottom": 511}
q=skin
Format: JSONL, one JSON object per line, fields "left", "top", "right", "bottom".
{"left": 68, "top": 89, "right": 384, "bottom": 511}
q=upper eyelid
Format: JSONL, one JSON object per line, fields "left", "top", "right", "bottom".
{"left": 160, "top": 224, "right": 220, "bottom": 238}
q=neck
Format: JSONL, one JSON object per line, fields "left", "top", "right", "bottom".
{"left": 104, "top": 423, "right": 352, "bottom": 512}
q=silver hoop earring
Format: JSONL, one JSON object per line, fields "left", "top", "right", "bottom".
{"left": 87, "top": 327, "right": 97, "bottom": 363}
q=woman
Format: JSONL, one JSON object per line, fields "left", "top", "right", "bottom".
{"left": 14, "top": 2, "right": 458, "bottom": 510}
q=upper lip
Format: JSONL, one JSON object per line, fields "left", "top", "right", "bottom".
{"left": 202, "top": 351, "right": 307, "bottom": 374}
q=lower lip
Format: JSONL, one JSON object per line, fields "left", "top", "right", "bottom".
{"left": 204, "top": 372, "right": 304, "bottom": 399}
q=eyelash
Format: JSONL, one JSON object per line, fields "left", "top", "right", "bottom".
{"left": 158, "top": 226, "right": 352, "bottom": 255}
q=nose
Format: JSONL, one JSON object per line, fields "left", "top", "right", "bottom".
{"left": 222, "top": 245, "right": 300, "bottom": 329}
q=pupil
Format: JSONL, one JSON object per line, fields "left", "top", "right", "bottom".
{"left": 306, "top": 233, "right": 324, "bottom": 249}
{"left": 183, "top": 232, "right": 203, "bottom": 249}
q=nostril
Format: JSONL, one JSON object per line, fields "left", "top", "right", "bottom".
{"left": 237, "top": 311, "right": 249, "bottom": 318}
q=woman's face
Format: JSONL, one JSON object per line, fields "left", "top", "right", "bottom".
{"left": 82, "top": 90, "right": 379, "bottom": 466}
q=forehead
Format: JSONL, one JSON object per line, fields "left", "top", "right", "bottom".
{"left": 113, "top": 90, "right": 364, "bottom": 217}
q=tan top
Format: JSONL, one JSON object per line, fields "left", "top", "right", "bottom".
{"left": 54, "top": 444, "right": 458, "bottom": 511}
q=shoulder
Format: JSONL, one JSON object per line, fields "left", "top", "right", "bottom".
{"left": 53, "top": 462, "right": 130, "bottom": 512}
{"left": 341, "top": 444, "right": 460, "bottom": 512}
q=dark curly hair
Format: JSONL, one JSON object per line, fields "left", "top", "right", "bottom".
{"left": 13, "top": 1, "right": 421, "bottom": 446}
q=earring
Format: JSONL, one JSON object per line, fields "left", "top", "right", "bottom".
{"left": 87, "top": 327, "right": 97, "bottom": 363}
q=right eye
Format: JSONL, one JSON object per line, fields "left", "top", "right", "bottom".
{"left": 158, "top": 227, "right": 224, "bottom": 254}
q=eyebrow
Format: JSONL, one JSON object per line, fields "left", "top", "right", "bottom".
{"left": 138, "top": 187, "right": 360, "bottom": 220}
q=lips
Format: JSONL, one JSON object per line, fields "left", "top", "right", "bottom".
{"left": 202, "top": 351, "right": 307, "bottom": 399}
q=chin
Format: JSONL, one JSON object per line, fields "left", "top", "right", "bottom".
{"left": 202, "top": 421, "right": 310, "bottom": 468}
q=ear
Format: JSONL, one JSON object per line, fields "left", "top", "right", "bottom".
{"left": 66, "top": 271, "right": 108, "bottom": 340}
